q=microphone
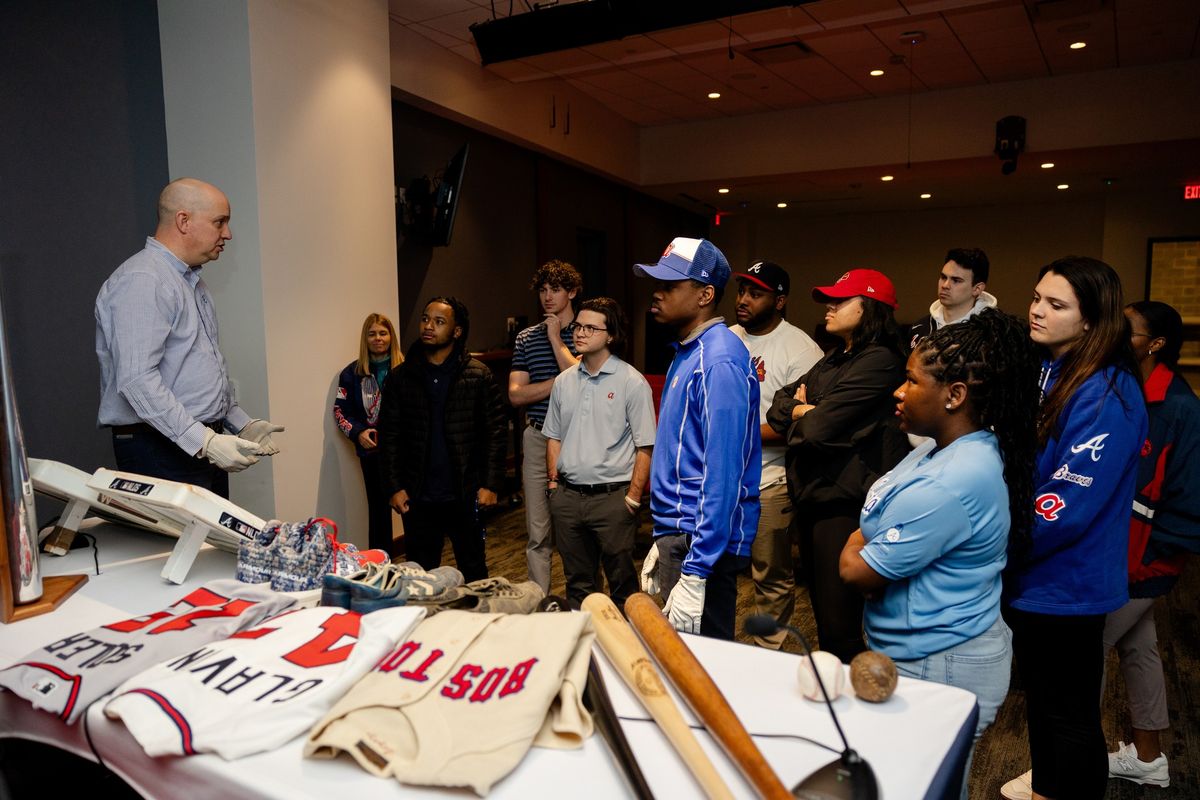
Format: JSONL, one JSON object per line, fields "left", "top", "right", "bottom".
{"left": 744, "top": 614, "right": 879, "bottom": 800}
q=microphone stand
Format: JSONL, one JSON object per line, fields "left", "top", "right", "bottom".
{"left": 744, "top": 615, "right": 879, "bottom": 800}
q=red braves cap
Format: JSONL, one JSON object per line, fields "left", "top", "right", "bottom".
{"left": 812, "top": 269, "right": 898, "bottom": 309}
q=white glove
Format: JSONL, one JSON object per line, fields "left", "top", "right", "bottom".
{"left": 239, "top": 418, "right": 285, "bottom": 455}
{"left": 640, "top": 543, "right": 661, "bottom": 595}
{"left": 201, "top": 429, "right": 263, "bottom": 472}
{"left": 663, "top": 573, "right": 705, "bottom": 634}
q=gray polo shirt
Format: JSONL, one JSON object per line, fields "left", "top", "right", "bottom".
{"left": 542, "top": 354, "right": 656, "bottom": 484}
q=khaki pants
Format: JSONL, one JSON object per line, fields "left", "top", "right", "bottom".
{"left": 522, "top": 425, "right": 554, "bottom": 593}
{"left": 749, "top": 481, "right": 795, "bottom": 649}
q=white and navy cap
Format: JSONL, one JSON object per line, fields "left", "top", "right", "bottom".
{"left": 633, "top": 237, "right": 731, "bottom": 289}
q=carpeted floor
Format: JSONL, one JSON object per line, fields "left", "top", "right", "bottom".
{"left": 466, "top": 498, "right": 1199, "bottom": 799}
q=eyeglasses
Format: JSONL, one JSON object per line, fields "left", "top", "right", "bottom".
{"left": 575, "top": 324, "right": 609, "bottom": 336}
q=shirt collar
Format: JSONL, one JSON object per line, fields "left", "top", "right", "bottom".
{"left": 146, "top": 236, "right": 197, "bottom": 282}
{"left": 577, "top": 353, "right": 618, "bottom": 378}
{"left": 675, "top": 317, "right": 725, "bottom": 349}
{"left": 1145, "top": 362, "right": 1173, "bottom": 403}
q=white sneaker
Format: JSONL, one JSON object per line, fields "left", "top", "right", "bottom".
{"left": 1108, "top": 741, "right": 1170, "bottom": 787}
{"left": 999, "top": 770, "right": 1032, "bottom": 800}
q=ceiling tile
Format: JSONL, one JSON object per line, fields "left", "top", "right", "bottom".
{"left": 519, "top": 47, "right": 610, "bottom": 74}
{"left": 483, "top": 59, "right": 554, "bottom": 82}
{"left": 575, "top": 68, "right": 653, "bottom": 91}
{"left": 448, "top": 41, "right": 481, "bottom": 64}
{"left": 414, "top": 4, "right": 493, "bottom": 38}
{"left": 627, "top": 60, "right": 707, "bottom": 84}
{"left": 869, "top": 16, "right": 966, "bottom": 57}
{"left": 1119, "top": 24, "right": 1199, "bottom": 65}
{"left": 804, "top": 28, "right": 889, "bottom": 55}
{"left": 804, "top": 0, "right": 909, "bottom": 27}
{"left": 943, "top": 3, "right": 1031, "bottom": 35}
{"left": 389, "top": 0, "right": 480, "bottom": 24}
{"left": 771, "top": 58, "right": 871, "bottom": 102}
{"left": 647, "top": 21, "right": 748, "bottom": 54}
{"left": 730, "top": 7, "right": 824, "bottom": 41}
{"left": 580, "top": 35, "right": 671, "bottom": 66}
{"left": 408, "top": 22, "right": 469, "bottom": 49}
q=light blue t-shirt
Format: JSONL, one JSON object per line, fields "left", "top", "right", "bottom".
{"left": 859, "top": 430, "right": 1009, "bottom": 661}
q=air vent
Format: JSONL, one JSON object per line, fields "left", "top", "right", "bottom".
{"left": 738, "top": 40, "right": 814, "bottom": 66}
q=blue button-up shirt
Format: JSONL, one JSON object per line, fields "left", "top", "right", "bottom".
{"left": 96, "top": 237, "right": 249, "bottom": 456}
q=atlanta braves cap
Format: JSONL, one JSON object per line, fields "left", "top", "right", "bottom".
{"left": 735, "top": 260, "right": 789, "bottom": 294}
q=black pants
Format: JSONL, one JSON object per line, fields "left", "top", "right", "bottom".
{"left": 550, "top": 484, "right": 637, "bottom": 609}
{"left": 112, "top": 427, "right": 228, "bottom": 498}
{"left": 359, "top": 455, "right": 398, "bottom": 557}
{"left": 1005, "top": 605, "right": 1108, "bottom": 800}
{"left": 654, "top": 536, "right": 749, "bottom": 641}
{"left": 797, "top": 500, "right": 865, "bottom": 663}
{"left": 402, "top": 498, "right": 488, "bottom": 582}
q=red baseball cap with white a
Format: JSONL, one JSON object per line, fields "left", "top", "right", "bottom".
{"left": 812, "top": 269, "right": 898, "bottom": 309}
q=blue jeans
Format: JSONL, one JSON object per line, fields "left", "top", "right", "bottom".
{"left": 892, "top": 615, "right": 1012, "bottom": 800}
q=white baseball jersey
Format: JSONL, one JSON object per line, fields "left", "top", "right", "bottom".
{"left": 104, "top": 605, "right": 425, "bottom": 759}
{"left": 0, "top": 580, "right": 294, "bottom": 724}
{"left": 306, "top": 609, "right": 595, "bottom": 795}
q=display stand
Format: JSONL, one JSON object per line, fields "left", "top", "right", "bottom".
{"left": 85, "top": 468, "right": 265, "bottom": 584}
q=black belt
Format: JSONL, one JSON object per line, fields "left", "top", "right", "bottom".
{"left": 111, "top": 420, "right": 223, "bottom": 435}
{"left": 560, "top": 479, "right": 629, "bottom": 495}
{"left": 528, "top": 419, "right": 544, "bottom": 431}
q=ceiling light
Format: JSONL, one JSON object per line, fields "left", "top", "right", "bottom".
{"left": 1069, "top": 41, "right": 1087, "bottom": 50}
{"left": 881, "top": 175, "right": 894, "bottom": 182}
{"left": 776, "top": 202, "right": 788, "bottom": 209}
{"left": 920, "top": 193, "right": 932, "bottom": 199}
{"left": 718, "top": 188, "right": 730, "bottom": 194}
{"left": 1057, "top": 184, "right": 1069, "bottom": 190}
{"left": 1040, "top": 162, "right": 1055, "bottom": 169}
{"left": 869, "top": 69, "right": 885, "bottom": 77}
{"left": 707, "top": 91, "right": 721, "bottom": 99}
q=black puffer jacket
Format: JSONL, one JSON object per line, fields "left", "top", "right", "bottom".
{"left": 766, "top": 344, "right": 909, "bottom": 505}
{"left": 379, "top": 343, "right": 507, "bottom": 502}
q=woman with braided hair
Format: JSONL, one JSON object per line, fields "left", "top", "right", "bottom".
{"left": 840, "top": 308, "right": 1040, "bottom": 799}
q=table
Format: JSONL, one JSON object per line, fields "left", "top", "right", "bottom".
{"left": 0, "top": 523, "right": 977, "bottom": 799}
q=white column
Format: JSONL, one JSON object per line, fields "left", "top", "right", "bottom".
{"left": 158, "top": 0, "right": 398, "bottom": 545}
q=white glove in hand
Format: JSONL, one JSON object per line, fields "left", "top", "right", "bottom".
{"left": 239, "top": 418, "right": 285, "bottom": 455}
{"left": 664, "top": 574, "right": 705, "bottom": 634}
{"left": 202, "top": 429, "right": 263, "bottom": 472}
{"left": 640, "top": 543, "right": 661, "bottom": 595}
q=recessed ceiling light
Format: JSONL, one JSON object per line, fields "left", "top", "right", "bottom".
{"left": 1041, "top": 162, "right": 1055, "bottom": 169}
{"left": 1057, "top": 184, "right": 1070, "bottom": 190}
{"left": 707, "top": 91, "right": 721, "bottom": 99}
{"left": 718, "top": 188, "right": 730, "bottom": 194}
{"left": 920, "top": 193, "right": 932, "bottom": 199}
{"left": 869, "top": 69, "right": 885, "bottom": 77}
{"left": 881, "top": 175, "right": 894, "bottom": 182}
{"left": 1069, "top": 41, "right": 1087, "bottom": 50}
{"left": 776, "top": 202, "right": 788, "bottom": 209}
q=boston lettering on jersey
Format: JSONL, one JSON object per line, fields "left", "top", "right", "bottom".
{"left": 374, "top": 638, "right": 538, "bottom": 703}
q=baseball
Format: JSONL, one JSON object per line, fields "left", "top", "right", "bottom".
{"left": 796, "top": 650, "right": 845, "bottom": 701}
{"left": 849, "top": 651, "right": 898, "bottom": 703}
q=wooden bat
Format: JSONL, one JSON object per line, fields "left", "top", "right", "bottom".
{"left": 582, "top": 593, "right": 733, "bottom": 800}
{"left": 625, "top": 592, "right": 791, "bottom": 800}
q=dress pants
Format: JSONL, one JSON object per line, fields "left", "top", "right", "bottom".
{"left": 112, "top": 427, "right": 228, "bottom": 498}
{"left": 549, "top": 484, "right": 637, "bottom": 609}
{"left": 403, "top": 498, "right": 488, "bottom": 583}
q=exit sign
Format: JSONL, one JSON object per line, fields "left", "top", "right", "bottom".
{"left": 1186, "top": 184, "right": 1200, "bottom": 200}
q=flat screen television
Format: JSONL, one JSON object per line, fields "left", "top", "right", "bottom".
{"left": 430, "top": 143, "right": 469, "bottom": 247}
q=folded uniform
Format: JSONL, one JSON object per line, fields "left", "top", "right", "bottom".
{"left": 104, "top": 605, "right": 425, "bottom": 759}
{"left": 306, "top": 609, "right": 594, "bottom": 795}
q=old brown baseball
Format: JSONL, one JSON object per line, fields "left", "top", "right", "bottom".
{"left": 850, "top": 650, "right": 898, "bottom": 702}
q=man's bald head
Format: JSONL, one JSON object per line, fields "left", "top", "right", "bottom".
{"left": 154, "top": 179, "right": 232, "bottom": 266}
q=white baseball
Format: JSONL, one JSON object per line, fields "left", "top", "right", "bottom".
{"left": 797, "top": 650, "right": 845, "bottom": 701}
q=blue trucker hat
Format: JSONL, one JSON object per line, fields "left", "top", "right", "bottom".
{"left": 633, "top": 237, "right": 731, "bottom": 289}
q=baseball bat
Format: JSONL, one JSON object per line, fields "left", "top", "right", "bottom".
{"left": 582, "top": 593, "right": 733, "bottom": 800}
{"left": 0, "top": 289, "right": 41, "bottom": 609}
{"left": 586, "top": 654, "right": 655, "bottom": 800}
{"left": 625, "top": 592, "right": 791, "bottom": 800}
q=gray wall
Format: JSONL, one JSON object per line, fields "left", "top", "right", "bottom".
{"left": 0, "top": 1, "right": 169, "bottom": 475}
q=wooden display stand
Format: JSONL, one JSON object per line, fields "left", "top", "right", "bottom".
{"left": 0, "top": 515, "right": 87, "bottom": 623}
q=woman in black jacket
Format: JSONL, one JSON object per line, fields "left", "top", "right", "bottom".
{"left": 334, "top": 313, "right": 404, "bottom": 556}
{"left": 767, "top": 269, "right": 909, "bottom": 662}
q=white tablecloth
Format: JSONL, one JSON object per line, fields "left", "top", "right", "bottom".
{"left": 0, "top": 523, "right": 977, "bottom": 799}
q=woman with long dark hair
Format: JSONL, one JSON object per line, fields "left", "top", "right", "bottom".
{"left": 334, "top": 313, "right": 404, "bottom": 556}
{"left": 840, "top": 309, "right": 1040, "bottom": 799}
{"left": 1001, "top": 257, "right": 1148, "bottom": 800}
{"left": 766, "top": 269, "right": 909, "bottom": 662}
{"left": 1101, "top": 300, "right": 1200, "bottom": 788}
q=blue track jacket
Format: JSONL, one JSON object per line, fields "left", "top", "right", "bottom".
{"left": 1004, "top": 360, "right": 1147, "bottom": 615}
{"left": 650, "top": 320, "right": 761, "bottom": 578}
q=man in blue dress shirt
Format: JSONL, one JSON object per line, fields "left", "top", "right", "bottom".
{"left": 634, "top": 237, "right": 761, "bottom": 640}
{"left": 96, "top": 178, "right": 283, "bottom": 498}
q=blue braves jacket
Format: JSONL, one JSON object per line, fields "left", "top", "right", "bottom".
{"left": 650, "top": 319, "right": 761, "bottom": 578}
{"left": 1004, "top": 359, "right": 1147, "bottom": 615}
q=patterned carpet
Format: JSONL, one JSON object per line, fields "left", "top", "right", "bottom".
{"left": 473, "top": 499, "right": 1199, "bottom": 799}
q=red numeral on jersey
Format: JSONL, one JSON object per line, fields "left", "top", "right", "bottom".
{"left": 282, "top": 612, "right": 362, "bottom": 668}
{"left": 104, "top": 588, "right": 253, "bottom": 635}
